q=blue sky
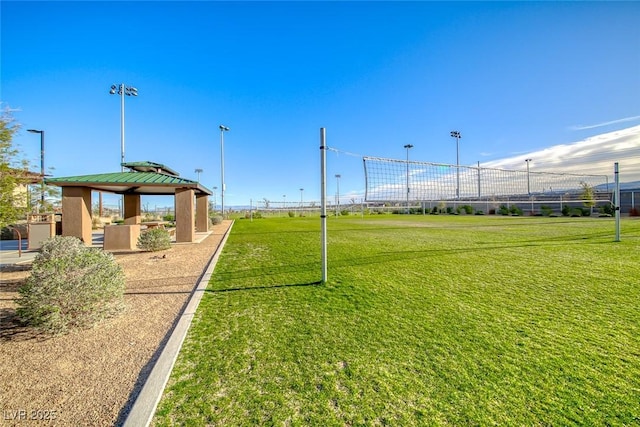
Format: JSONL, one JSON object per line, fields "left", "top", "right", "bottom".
{"left": 2, "top": 1, "right": 639, "bottom": 209}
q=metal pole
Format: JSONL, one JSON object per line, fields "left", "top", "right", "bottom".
{"left": 525, "top": 158, "right": 532, "bottom": 195}
{"left": 120, "top": 84, "right": 125, "bottom": 171}
{"left": 320, "top": 128, "right": 327, "bottom": 283}
{"left": 451, "top": 131, "right": 461, "bottom": 199}
{"left": 456, "top": 137, "right": 459, "bottom": 199}
{"left": 219, "top": 125, "right": 229, "bottom": 218}
{"left": 403, "top": 144, "right": 413, "bottom": 214}
{"left": 477, "top": 161, "right": 481, "bottom": 198}
{"left": 221, "top": 130, "right": 224, "bottom": 217}
{"left": 40, "top": 131, "right": 45, "bottom": 205}
{"left": 335, "top": 174, "right": 341, "bottom": 216}
{"left": 615, "top": 162, "right": 620, "bottom": 242}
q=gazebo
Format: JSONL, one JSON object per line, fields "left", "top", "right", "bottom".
{"left": 45, "top": 161, "right": 212, "bottom": 249}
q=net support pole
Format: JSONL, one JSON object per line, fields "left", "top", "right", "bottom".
{"left": 614, "top": 162, "right": 621, "bottom": 242}
{"left": 320, "top": 128, "right": 328, "bottom": 283}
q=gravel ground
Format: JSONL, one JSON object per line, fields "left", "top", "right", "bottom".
{"left": 0, "top": 221, "right": 232, "bottom": 426}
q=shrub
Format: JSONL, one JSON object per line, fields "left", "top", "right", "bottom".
{"left": 163, "top": 214, "right": 175, "bottom": 222}
{"left": 137, "top": 228, "right": 171, "bottom": 252}
{"left": 245, "top": 210, "right": 263, "bottom": 219}
{"left": 475, "top": 210, "right": 484, "bottom": 215}
{"left": 288, "top": 211, "right": 295, "bottom": 218}
{"left": 211, "top": 215, "right": 223, "bottom": 225}
{"left": 16, "top": 236, "right": 125, "bottom": 334}
{"left": 600, "top": 204, "right": 614, "bottom": 216}
{"left": 498, "top": 205, "right": 510, "bottom": 216}
{"left": 509, "top": 205, "right": 523, "bottom": 216}
{"left": 541, "top": 205, "right": 553, "bottom": 217}
{"left": 562, "top": 205, "right": 571, "bottom": 217}
{"left": 340, "top": 209, "right": 350, "bottom": 216}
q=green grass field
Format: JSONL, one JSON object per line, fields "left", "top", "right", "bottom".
{"left": 153, "top": 215, "right": 640, "bottom": 426}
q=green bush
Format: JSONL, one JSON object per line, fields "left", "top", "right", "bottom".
{"left": 498, "top": 205, "right": 510, "bottom": 216}
{"left": 288, "top": 211, "right": 295, "bottom": 218}
{"left": 211, "top": 215, "right": 223, "bottom": 225}
{"left": 509, "top": 205, "right": 523, "bottom": 216}
{"left": 137, "top": 228, "right": 172, "bottom": 252}
{"left": 163, "top": 214, "right": 175, "bottom": 222}
{"left": 16, "top": 236, "right": 125, "bottom": 334}
{"left": 245, "top": 210, "right": 263, "bottom": 219}
{"left": 600, "top": 204, "right": 614, "bottom": 216}
{"left": 570, "top": 208, "right": 583, "bottom": 217}
{"left": 340, "top": 209, "right": 350, "bottom": 216}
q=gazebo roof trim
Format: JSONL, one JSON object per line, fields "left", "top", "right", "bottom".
{"left": 122, "top": 161, "right": 180, "bottom": 176}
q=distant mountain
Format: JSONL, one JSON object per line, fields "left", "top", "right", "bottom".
{"left": 594, "top": 180, "right": 640, "bottom": 191}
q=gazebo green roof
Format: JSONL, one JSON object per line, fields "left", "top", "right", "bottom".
{"left": 45, "top": 163, "right": 212, "bottom": 196}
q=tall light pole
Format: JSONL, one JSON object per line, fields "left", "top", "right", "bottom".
{"left": 335, "top": 174, "right": 341, "bottom": 215}
{"left": 109, "top": 84, "right": 138, "bottom": 171}
{"left": 213, "top": 186, "right": 218, "bottom": 212}
{"left": 219, "top": 125, "right": 230, "bottom": 218}
{"left": 195, "top": 168, "right": 203, "bottom": 182}
{"left": 282, "top": 194, "right": 286, "bottom": 216}
{"left": 300, "top": 188, "right": 304, "bottom": 207}
{"left": 27, "top": 129, "right": 45, "bottom": 209}
{"left": 525, "top": 158, "right": 532, "bottom": 195}
{"left": 404, "top": 144, "right": 413, "bottom": 214}
{"left": 450, "top": 131, "right": 461, "bottom": 199}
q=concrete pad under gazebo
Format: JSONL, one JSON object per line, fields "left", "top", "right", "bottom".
{"left": 45, "top": 162, "right": 212, "bottom": 250}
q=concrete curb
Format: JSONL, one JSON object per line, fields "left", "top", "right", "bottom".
{"left": 122, "top": 221, "right": 234, "bottom": 427}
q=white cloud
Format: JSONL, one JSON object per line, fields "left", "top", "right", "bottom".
{"left": 482, "top": 125, "right": 640, "bottom": 182}
{"left": 569, "top": 115, "right": 640, "bottom": 131}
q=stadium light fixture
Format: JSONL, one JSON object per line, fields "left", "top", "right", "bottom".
{"left": 219, "top": 125, "right": 230, "bottom": 218}
{"left": 27, "top": 129, "right": 45, "bottom": 208}
{"left": 525, "top": 158, "right": 532, "bottom": 195}
{"left": 109, "top": 84, "right": 138, "bottom": 171}
{"left": 404, "top": 144, "right": 413, "bottom": 213}
{"left": 213, "top": 186, "right": 218, "bottom": 212}
{"left": 300, "top": 188, "right": 304, "bottom": 207}
{"left": 195, "top": 168, "right": 203, "bottom": 182}
{"left": 450, "top": 131, "right": 461, "bottom": 199}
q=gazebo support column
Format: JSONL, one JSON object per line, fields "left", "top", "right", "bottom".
{"left": 123, "top": 194, "right": 141, "bottom": 225}
{"left": 196, "top": 194, "right": 209, "bottom": 232}
{"left": 61, "top": 186, "right": 92, "bottom": 245}
{"left": 175, "top": 188, "right": 195, "bottom": 243}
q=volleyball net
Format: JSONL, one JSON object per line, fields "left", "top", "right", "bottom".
{"left": 363, "top": 156, "right": 611, "bottom": 206}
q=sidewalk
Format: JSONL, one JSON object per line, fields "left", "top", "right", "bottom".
{"left": 0, "top": 230, "right": 210, "bottom": 268}
{"left": 0, "top": 232, "right": 105, "bottom": 268}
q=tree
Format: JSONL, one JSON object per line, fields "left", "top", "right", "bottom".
{"left": 0, "top": 107, "right": 30, "bottom": 229}
{"left": 580, "top": 181, "right": 596, "bottom": 214}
